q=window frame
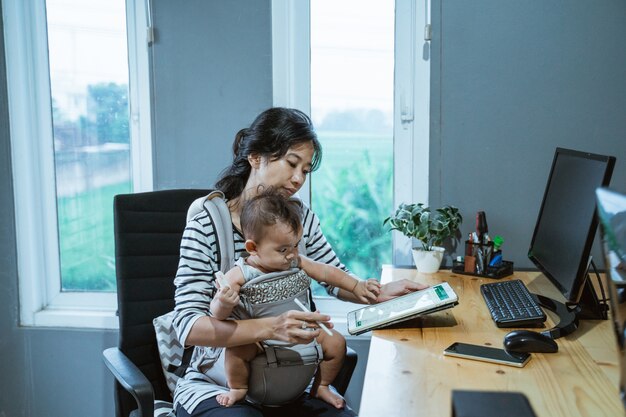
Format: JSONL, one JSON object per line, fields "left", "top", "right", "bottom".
{"left": 271, "top": 0, "right": 313, "bottom": 205}
{"left": 4, "top": 0, "right": 152, "bottom": 329}
{"left": 271, "top": 0, "right": 431, "bottom": 332}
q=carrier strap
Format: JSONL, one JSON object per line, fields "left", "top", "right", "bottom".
{"left": 265, "top": 345, "right": 279, "bottom": 368}
{"left": 175, "top": 190, "right": 234, "bottom": 378}
{"left": 186, "top": 190, "right": 235, "bottom": 271}
{"left": 261, "top": 342, "right": 324, "bottom": 369}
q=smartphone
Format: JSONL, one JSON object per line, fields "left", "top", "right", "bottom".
{"left": 443, "top": 342, "right": 531, "bottom": 367}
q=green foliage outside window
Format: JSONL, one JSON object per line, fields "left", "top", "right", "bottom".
{"left": 54, "top": 82, "right": 131, "bottom": 292}
{"left": 87, "top": 83, "right": 130, "bottom": 145}
{"left": 59, "top": 181, "right": 130, "bottom": 291}
{"left": 311, "top": 132, "right": 393, "bottom": 296}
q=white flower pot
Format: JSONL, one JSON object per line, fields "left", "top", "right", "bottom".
{"left": 411, "top": 246, "right": 445, "bottom": 273}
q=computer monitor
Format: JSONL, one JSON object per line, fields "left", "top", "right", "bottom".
{"left": 596, "top": 187, "right": 626, "bottom": 408}
{"left": 527, "top": 147, "right": 615, "bottom": 331}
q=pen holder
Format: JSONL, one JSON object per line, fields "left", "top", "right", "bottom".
{"left": 451, "top": 240, "right": 514, "bottom": 279}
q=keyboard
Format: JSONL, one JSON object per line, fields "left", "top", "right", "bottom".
{"left": 480, "top": 280, "right": 547, "bottom": 328}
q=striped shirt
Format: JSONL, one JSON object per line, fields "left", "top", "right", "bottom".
{"left": 172, "top": 198, "right": 349, "bottom": 413}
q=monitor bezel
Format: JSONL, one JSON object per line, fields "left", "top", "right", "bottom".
{"left": 528, "top": 147, "right": 616, "bottom": 304}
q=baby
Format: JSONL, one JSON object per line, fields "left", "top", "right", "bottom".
{"left": 211, "top": 189, "right": 381, "bottom": 408}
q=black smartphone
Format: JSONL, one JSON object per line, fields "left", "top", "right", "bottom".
{"left": 443, "top": 342, "right": 531, "bottom": 367}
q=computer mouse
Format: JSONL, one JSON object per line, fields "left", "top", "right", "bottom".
{"left": 503, "top": 330, "right": 558, "bottom": 353}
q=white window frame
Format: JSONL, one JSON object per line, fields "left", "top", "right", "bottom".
{"left": 394, "top": 0, "right": 431, "bottom": 265}
{"left": 271, "top": 0, "right": 430, "bottom": 333}
{"left": 271, "top": 0, "right": 312, "bottom": 205}
{"left": 4, "top": 0, "right": 153, "bottom": 329}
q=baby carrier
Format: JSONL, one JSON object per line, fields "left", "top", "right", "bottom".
{"left": 188, "top": 191, "right": 323, "bottom": 406}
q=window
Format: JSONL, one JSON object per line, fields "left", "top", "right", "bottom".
{"left": 272, "top": 0, "right": 431, "bottom": 326}
{"left": 4, "top": 0, "right": 152, "bottom": 328}
{"left": 48, "top": 0, "right": 132, "bottom": 292}
{"left": 309, "top": 0, "right": 395, "bottom": 289}
{"left": 272, "top": 0, "right": 430, "bottom": 282}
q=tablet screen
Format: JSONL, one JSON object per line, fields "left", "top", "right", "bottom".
{"left": 348, "top": 282, "right": 458, "bottom": 334}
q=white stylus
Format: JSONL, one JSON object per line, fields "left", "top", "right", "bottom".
{"left": 294, "top": 298, "right": 333, "bottom": 336}
{"left": 215, "top": 271, "right": 228, "bottom": 288}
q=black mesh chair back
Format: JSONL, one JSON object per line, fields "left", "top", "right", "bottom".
{"left": 113, "top": 189, "right": 211, "bottom": 417}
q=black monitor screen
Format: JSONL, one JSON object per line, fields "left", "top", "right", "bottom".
{"left": 528, "top": 148, "right": 615, "bottom": 303}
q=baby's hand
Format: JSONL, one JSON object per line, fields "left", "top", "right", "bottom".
{"left": 215, "top": 278, "right": 240, "bottom": 309}
{"left": 354, "top": 279, "right": 382, "bottom": 304}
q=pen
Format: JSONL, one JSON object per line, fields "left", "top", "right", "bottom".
{"left": 215, "top": 271, "right": 228, "bottom": 288}
{"left": 489, "top": 253, "right": 503, "bottom": 267}
{"left": 476, "top": 211, "right": 488, "bottom": 244}
{"left": 489, "top": 235, "right": 504, "bottom": 267}
{"left": 492, "top": 235, "right": 504, "bottom": 252}
{"left": 294, "top": 298, "right": 333, "bottom": 336}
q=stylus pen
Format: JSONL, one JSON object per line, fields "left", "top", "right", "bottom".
{"left": 294, "top": 298, "right": 333, "bottom": 336}
{"left": 215, "top": 271, "right": 228, "bottom": 288}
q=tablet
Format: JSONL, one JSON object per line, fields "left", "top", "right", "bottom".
{"left": 347, "top": 282, "right": 459, "bottom": 335}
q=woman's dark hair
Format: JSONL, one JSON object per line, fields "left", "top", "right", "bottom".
{"left": 215, "top": 107, "right": 322, "bottom": 200}
{"left": 241, "top": 188, "right": 303, "bottom": 242}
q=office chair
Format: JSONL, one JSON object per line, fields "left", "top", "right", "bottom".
{"left": 103, "top": 189, "right": 357, "bottom": 417}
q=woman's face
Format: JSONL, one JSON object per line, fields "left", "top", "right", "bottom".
{"left": 250, "top": 141, "right": 314, "bottom": 198}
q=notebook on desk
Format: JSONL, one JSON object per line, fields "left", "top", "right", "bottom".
{"left": 346, "top": 282, "right": 459, "bottom": 335}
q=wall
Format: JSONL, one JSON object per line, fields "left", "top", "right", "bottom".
{"left": 0, "top": 0, "right": 26, "bottom": 412}
{"left": 430, "top": 0, "right": 626, "bottom": 268}
{"left": 149, "top": 0, "right": 273, "bottom": 190}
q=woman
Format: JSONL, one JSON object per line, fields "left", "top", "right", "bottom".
{"left": 173, "top": 107, "right": 426, "bottom": 417}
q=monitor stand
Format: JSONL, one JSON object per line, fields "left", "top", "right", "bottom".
{"left": 531, "top": 260, "right": 609, "bottom": 339}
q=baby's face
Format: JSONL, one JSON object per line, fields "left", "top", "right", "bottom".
{"left": 252, "top": 221, "right": 302, "bottom": 272}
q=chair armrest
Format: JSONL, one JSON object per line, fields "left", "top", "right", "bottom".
{"left": 103, "top": 347, "right": 155, "bottom": 417}
{"left": 332, "top": 346, "right": 357, "bottom": 396}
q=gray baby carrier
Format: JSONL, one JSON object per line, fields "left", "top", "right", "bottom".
{"left": 189, "top": 191, "right": 323, "bottom": 406}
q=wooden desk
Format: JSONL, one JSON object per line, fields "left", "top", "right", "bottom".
{"left": 359, "top": 266, "right": 625, "bottom": 417}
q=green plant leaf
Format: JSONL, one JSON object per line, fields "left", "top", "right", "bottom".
{"left": 386, "top": 202, "right": 463, "bottom": 250}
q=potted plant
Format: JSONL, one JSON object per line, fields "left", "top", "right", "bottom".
{"left": 384, "top": 203, "right": 463, "bottom": 273}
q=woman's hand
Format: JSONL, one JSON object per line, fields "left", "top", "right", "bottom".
{"left": 187, "top": 310, "right": 332, "bottom": 348}
{"left": 269, "top": 310, "right": 332, "bottom": 344}
{"left": 377, "top": 279, "right": 429, "bottom": 303}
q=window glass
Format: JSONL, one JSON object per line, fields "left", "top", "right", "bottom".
{"left": 310, "top": 0, "right": 394, "bottom": 294}
{"left": 46, "top": 0, "right": 131, "bottom": 291}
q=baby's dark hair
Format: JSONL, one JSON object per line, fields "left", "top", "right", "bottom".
{"left": 241, "top": 188, "right": 303, "bottom": 243}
